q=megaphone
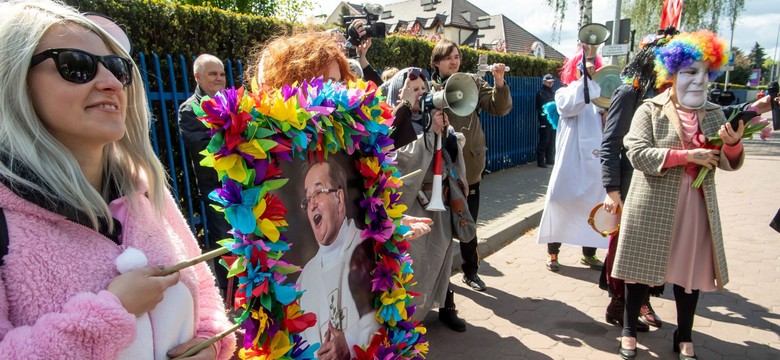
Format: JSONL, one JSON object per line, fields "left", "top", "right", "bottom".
{"left": 578, "top": 23, "right": 610, "bottom": 46}
{"left": 421, "top": 72, "right": 479, "bottom": 117}
{"left": 576, "top": 23, "right": 610, "bottom": 104}
{"left": 418, "top": 73, "right": 479, "bottom": 212}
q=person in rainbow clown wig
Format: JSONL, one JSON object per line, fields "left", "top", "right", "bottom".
{"left": 611, "top": 30, "right": 742, "bottom": 360}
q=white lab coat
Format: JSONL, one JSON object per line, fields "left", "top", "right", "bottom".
{"left": 537, "top": 77, "right": 608, "bottom": 249}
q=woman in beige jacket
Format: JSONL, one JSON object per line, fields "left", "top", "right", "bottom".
{"left": 611, "top": 30, "right": 744, "bottom": 360}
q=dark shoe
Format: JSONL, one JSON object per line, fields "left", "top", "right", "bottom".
{"left": 439, "top": 307, "right": 466, "bottom": 332}
{"left": 673, "top": 330, "right": 698, "bottom": 359}
{"left": 640, "top": 302, "right": 663, "bottom": 328}
{"left": 580, "top": 255, "right": 604, "bottom": 270}
{"left": 537, "top": 163, "right": 548, "bottom": 168}
{"left": 619, "top": 337, "right": 637, "bottom": 359}
{"left": 605, "top": 312, "right": 650, "bottom": 332}
{"left": 462, "top": 274, "right": 487, "bottom": 291}
{"left": 546, "top": 254, "right": 560, "bottom": 272}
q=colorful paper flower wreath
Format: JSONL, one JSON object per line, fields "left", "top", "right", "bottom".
{"left": 193, "top": 78, "right": 428, "bottom": 359}
{"left": 654, "top": 29, "right": 730, "bottom": 85}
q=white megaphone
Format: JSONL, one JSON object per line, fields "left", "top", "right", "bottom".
{"left": 422, "top": 73, "right": 479, "bottom": 212}
{"left": 421, "top": 72, "right": 479, "bottom": 117}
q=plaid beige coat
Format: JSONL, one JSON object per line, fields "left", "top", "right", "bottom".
{"left": 611, "top": 90, "right": 743, "bottom": 290}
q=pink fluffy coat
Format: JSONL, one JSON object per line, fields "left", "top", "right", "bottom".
{"left": 0, "top": 183, "right": 236, "bottom": 359}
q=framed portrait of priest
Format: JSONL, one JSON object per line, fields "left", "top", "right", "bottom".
{"left": 275, "top": 154, "right": 377, "bottom": 357}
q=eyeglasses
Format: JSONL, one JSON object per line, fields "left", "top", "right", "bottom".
{"left": 30, "top": 48, "right": 133, "bottom": 87}
{"left": 300, "top": 188, "right": 340, "bottom": 209}
{"left": 407, "top": 68, "right": 429, "bottom": 81}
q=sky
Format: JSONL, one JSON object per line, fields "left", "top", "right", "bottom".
{"left": 304, "top": 0, "right": 780, "bottom": 65}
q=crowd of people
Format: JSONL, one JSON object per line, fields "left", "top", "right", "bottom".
{"left": 0, "top": 0, "right": 778, "bottom": 359}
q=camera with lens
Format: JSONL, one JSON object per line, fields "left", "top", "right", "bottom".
{"left": 342, "top": 4, "right": 387, "bottom": 52}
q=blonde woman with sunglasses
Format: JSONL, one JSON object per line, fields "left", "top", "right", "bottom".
{"left": 0, "top": 1, "right": 235, "bottom": 359}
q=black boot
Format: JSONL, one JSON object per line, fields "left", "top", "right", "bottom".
{"left": 537, "top": 154, "right": 548, "bottom": 168}
{"left": 439, "top": 289, "right": 466, "bottom": 332}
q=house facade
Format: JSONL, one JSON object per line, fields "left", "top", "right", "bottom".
{"left": 317, "top": 0, "right": 565, "bottom": 61}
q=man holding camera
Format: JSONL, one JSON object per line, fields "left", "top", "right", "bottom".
{"left": 429, "top": 39, "right": 512, "bottom": 292}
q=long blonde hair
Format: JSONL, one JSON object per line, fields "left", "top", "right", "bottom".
{"left": 0, "top": 0, "right": 168, "bottom": 230}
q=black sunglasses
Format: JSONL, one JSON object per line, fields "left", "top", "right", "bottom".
{"left": 30, "top": 48, "right": 133, "bottom": 87}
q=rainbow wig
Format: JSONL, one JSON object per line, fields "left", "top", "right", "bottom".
{"left": 654, "top": 29, "right": 730, "bottom": 85}
{"left": 559, "top": 47, "right": 603, "bottom": 85}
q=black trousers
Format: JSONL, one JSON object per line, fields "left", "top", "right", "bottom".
{"left": 547, "top": 242, "right": 596, "bottom": 256}
{"left": 460, "top": 182, "right": 480, "bottom": 277}
{"left": 623, "top": 283, "right": 698, "bottom": 339}
{"left": 537, "top": 125, "right": 556, "bottom": 165}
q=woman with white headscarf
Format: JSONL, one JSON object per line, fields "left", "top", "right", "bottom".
{"left": 380, "top": 68, "right": 469, "bottom": 332}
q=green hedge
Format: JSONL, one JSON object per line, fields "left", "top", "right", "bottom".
{"left": 62, "top": 0, "right": 560, "bottom": 77}
{"left": 364, "top": 35, "right": 561, "bottom": 77}
{"left": 63, "top": 0, "right": 293, "bottom": 61}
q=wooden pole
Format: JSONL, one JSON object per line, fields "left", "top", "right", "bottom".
{"left": 170, "top": 323, "right": 241, "bottom": 359}
{"left": 160, "top": 247, "right": 230, "bottom": 276}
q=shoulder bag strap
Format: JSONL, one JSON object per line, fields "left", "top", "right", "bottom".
{"left": 0, "top": 208, "right": 7, "bottom": 267}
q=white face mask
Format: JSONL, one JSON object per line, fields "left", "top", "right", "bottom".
{"left": 674, "top": 61, "right": 709, "bottom": 110}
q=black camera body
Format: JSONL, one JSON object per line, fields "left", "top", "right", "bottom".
{"left": 343, "top": 12, "right": 387, "bottom": 48}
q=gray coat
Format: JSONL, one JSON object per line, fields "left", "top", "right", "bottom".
{"left": 611, "top": 90, "right": 743, "bottom": 290}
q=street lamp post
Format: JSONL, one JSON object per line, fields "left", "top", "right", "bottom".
{"left": 772, "top": 23, "right": 780, "bottom": 83}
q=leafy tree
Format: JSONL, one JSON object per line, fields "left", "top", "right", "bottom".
{"left": 715, "top": 47, "right": 751, "bottom": 85}
{"left": 763, "top": 58, "right": 779, "bottom": 83}
{"left": 748, "top": 42, "right": 766, "bottom": 70}
{"left": 624, "top": 0, "right": 745, "bottom": 39}
{"left": 273, "top": 0, "right": 313, "bottom": 23}
{"left": 545, "top": 0, "right": 746, "bottom": 44}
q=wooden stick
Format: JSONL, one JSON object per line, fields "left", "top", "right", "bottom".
{"left": 398, "top": 168, "right": 422, "bottom": 181}
{"left": 171, "top": 322, "right": 241, "bottom": 359}
{"left": 160, "top": 247, "right": 230, "bottom": 276}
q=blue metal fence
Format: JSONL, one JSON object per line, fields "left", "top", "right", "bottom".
{"left": 137, "top": 53, "right": 541, "bottom": 242}
{"left": 482, "top": 75, "right": 546, "bottom": 172}
{"left": 137, "top": 52, "right": 245, "bottom": 247}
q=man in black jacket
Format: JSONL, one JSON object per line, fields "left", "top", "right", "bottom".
{"left": 536, "top": 74, "right": 556, "bottom": 167}
{"left": 177, "top": 54, "right": 230, "bottom": 298}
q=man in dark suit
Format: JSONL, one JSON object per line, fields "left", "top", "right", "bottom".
{"left": 177, "top": 54, "right": 230, "bottom": 298}
{"left": 536, "top": 74, "right": 556, "bottom": 167}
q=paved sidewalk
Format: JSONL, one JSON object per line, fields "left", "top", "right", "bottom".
{"left": 427, "top": 134, "right": 780, "bottom": 359}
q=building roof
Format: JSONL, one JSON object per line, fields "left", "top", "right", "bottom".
{"left": 477, "top": 15, "right": 565, "bottom": 61}
{"left": 322, "top": 0, "right": 564, "bottom": 60}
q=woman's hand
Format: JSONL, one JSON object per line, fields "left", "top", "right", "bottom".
{"left": 357, "top": 38, "right": 372, "bottom": 68}
{"left": 166, "top": 337, "right": 217, "bottom": 360}
{"left": 603, "top": 191, "right": 623, "bottom": 215}
{"left": 719, "top": 119, "right": 745, "bottom": 146}
{"left": 401, "top": 215, "right": 433, "bottom": 240}
{"left": 431, "top": 110, "right": 448, "bottom": 134}
{"left": 397, "top": 78, "right": 416, "bottom": 108}
{"left": 687, "top": 148, "right": 720, "bottom": 170}
{"left": 107, "top": 266, "right": 180, "bottom": 316}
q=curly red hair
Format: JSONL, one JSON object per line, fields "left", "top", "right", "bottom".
{"left": 253, "top": 32, "right": 356, "bottom": 89}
